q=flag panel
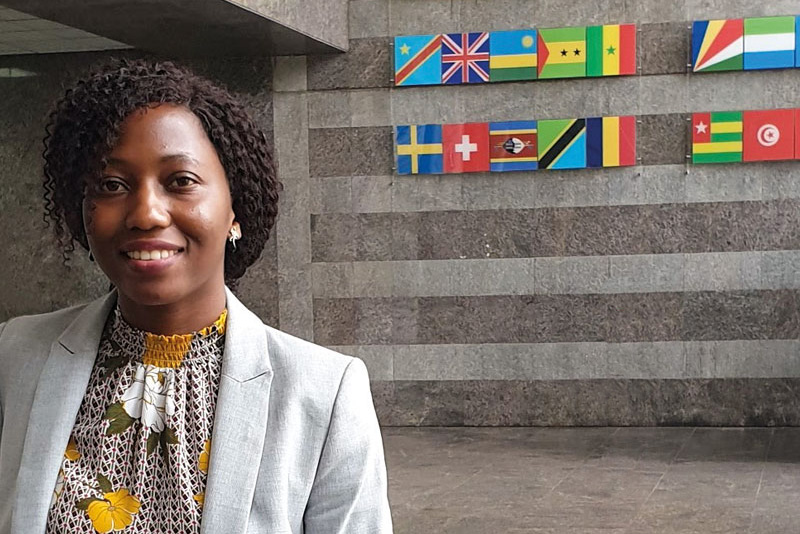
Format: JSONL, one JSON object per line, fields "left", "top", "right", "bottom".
{"left": 742, "top": 109, "right": 794, "bottom": 162}
{"left": 489, "top": 121, "right": 538, "bottom": 172}
{"left": 442, "top": 32, "right": 490, "bottom": 84}
{"left": 743, "top": 16, "right": 796, "bottom": 70}
{"left": 692, "top": 111, "right": 743, "bottom": 164}
{"left": 489, "top": 30, "right": 537, "bottom": 82}
{"left": 586, "top": 24, "right": 636, "bottom": 76}
{"left": 691, "top": 19, "right": 744, "bottom": 72}
{"left": 394, "top": 35, "right": 442, "bottom": 86}
{"left": 442, "top": 123, "right": 490, "bottom": 173}
{"left": 537, "top": 26, "right": 587, "bottom": 79}
{"left": 396, "top": 124, "right": 443, "bottom": 175}
{"left": 538, "top": 118, "right": 587, "bottom": 169}
{"left": 586, "top": 116, "right": 636, "bottom": 168}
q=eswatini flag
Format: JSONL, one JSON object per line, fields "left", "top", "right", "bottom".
{"left": 586, "top": 24, "right": 636, "bottom": 76}
{"left": 586, "top": 115, "right": 636, "bottom": 167}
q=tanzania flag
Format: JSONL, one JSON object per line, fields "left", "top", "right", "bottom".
{"left": 396, "top": 124, "right": 443, "bottom": 174}
{"left": 743, "top": 16, "right": 796, "bottom": 70}
{"left": 489, "top": 121, "right": 538, "bottom": 172}
{"left": 489, "top": 29, "right": 537, "bottom": 82}
{"left": 586, "top": 24, "right": 636, "bottom": 76}
{"left": 691, "top": 19, "right": 744, "bottom": 72}
{"left": 394, "top": 35, "right": 442, "bottom": 86}
{"left": 586, "top": 116, "right": 636, "bottom": 168}
{"left": 538, "top": 118, "right": 586, "bottom": 169}
{"left": 537, "top": 27, "right": 587, "bottom": 79}
{"left": 692, "top": 112, "right": 743, "bottom": 164}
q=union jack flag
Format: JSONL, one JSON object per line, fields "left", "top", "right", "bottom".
{"left": 441, "top": 32, "right": 490, "bottom": 84}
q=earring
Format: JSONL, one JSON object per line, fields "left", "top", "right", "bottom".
{"left": 228, "top": 227, "right": 240, "bottom": 250}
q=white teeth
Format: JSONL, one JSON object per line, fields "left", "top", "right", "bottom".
{"left": 126, "top": 250, "right": 178, "bottom": 261}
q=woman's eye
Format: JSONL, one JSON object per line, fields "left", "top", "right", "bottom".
{"left": 99, "top": 178, "right": 126, "bottom": 192}
{"left": 171, "top": 175, "right": 198, "bottom": 188}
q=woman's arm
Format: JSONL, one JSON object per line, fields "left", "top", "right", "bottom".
{"left": 303, "top": 358, "right": 393, "bottom": 533}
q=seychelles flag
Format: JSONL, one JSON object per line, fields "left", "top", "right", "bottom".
{"left": 691, "top": 19, "right": 743, "bottom": 72}
{"left": 743, "top": 16, "right": 796, "bottom": 70}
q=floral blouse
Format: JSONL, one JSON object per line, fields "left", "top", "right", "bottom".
{"left": 46, "top": 306, "right": 227, "bottom": 533}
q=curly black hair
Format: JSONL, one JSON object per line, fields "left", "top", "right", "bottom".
{"left": 42, "top": 57, "right": 280, "bottom": 284}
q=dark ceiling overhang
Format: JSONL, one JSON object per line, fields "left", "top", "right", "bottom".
{"left": 0, "top": 0, "right": 348, "bottom": 56}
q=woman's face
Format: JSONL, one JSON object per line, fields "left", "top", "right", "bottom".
{"left": 83, "top": 104, "right": 236, "bottom": 308}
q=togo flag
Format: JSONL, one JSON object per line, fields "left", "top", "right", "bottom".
{"left": 537, "top": 26, "right": 586, "bottom": 79}
{"left": 586, "top": 116, "right": 636, "bottom": 168}
{"left": 691, "top": 19, "right": 744, "bottom": 72}
{"left": 743, "top": 16, "right": 796, "bottom": 70}
{"left": 692, "top": 111, "right": 742, "bottom": 164}
{"left": 538, "top": 118, "right": 586, "bottom": 170}
{"left": 586, "top": 24, "right": 636, "bottom": 76}
{"left": 490, "top": 29, "right": 537, "bottom": 82}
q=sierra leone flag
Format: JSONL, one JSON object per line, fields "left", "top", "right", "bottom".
{"left": 743, "top": 16, "right": 796, "bottom": 70}
{"left": 489, "top": 30, "right": 537, "bottom": 82}
{"left": 692, "top": 111, "right": 743, "bottom": 164}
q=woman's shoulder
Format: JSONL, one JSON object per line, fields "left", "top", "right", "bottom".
{"left": 262, "top": 324, "right": 356, "bottom": 375}
{"left": 0, "top": 302, "right": 89, "bottom": 348}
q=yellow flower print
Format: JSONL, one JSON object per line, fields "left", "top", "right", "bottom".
{"left": 199, "top": 439, "right": 211, "bottom": 474}
{"left": 65, "top": 436, "right": 80, "bottom": 461}
{"left": 86, "top": 489, "right": 141, "bottom": 533}
{"left": 193, "top": 492, "right": 205, "bottom": 508}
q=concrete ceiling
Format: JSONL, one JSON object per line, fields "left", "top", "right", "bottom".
{"left": 0, "top": 0, "right": 347, "bottom": 57}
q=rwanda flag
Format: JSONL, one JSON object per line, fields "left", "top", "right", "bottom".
{"left": 489, "top": 30, "right": 537, "bottom": 82}
{"left": 538, "top": 119, "right": 587, "bottom": 169}
{"left": 743, "top": 16, "right": 796, "bottom": 70}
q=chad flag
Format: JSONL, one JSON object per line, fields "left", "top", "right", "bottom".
{"left": 586, "top": 116, "right": 636, "bottom": 167}
{"left": 586, "top": 24, "right": 636, "bottom": 76}
{"left": 489, "top": 29, "right": 537, "bottom": 82}
{"left": 537, "top": 26, "right": 587, "bottom": 79}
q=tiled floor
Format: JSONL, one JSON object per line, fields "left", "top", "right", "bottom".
{"left": 383, "top": 427, "right": 800, "bottom": 533}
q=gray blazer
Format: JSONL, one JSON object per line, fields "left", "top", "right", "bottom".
{"left": 0, "top": 288, "right": 392, "bottom": 534}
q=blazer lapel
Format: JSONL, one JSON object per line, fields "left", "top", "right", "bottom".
{"left": 11, "top": 291, "right": 117, "bottom": 534}
{"left": 201, "top": 288, "right": 273, "bottom": 534}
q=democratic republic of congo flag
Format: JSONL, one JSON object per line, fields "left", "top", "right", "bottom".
{"left": 692, "top": 111, "right": 743, "bottom": 164}
{"left": 489, "top": 29, "right": 537, "bottom": 82}
{"left": 538, "top": 118, "right": 587, "bottom": 169}
{"left": 743, "top": 16, "right": 796, "bottom": 70}
{"left": 394, "top": 35, "right": 442, "bottom": 86}
{"left": 537, "top": 26, "right": 587, "bottom": 79}
{"left": 586, "top": 116, "right": 636, "bottom": 168}
{"left": 691, "top": 19, "right": 744, "bottom": 72}
{"left": 586, "top": 24, "right": 636, "bottom": 76}
{"left": 489, "top": 121, "right": 538, "bottom": 172}
{"left": 396, "top": 124, "right": 443, "bottom": 174}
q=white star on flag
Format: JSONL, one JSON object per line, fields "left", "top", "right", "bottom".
{"left": 695, "top": 121, "right": 708, "bottom": 135}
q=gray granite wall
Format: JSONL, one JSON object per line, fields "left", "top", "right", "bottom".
{"left": 272, "top": 0, "right": 800, "bottom": 425}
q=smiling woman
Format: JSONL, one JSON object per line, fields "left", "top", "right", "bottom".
{"left": 0, "top": 59, "right": 392, "bottom": 534}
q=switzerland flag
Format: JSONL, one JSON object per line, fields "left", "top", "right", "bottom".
{"left": 443, "top": 123, "right": 490, "bottom": 173}
{"left": 743, "top": 109, "right": 794, "bottom": 162}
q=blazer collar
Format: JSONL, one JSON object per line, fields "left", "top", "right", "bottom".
{"left": 219, "top": 286, "right": 272, "bottom": 382}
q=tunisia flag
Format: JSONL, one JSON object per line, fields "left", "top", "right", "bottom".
{"left": 743, "top": 109, "right": 794, "bottom": 162}
{"left": 442, "top": 123, "right": 490, "bottom": 173}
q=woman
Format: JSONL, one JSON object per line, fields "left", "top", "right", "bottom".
{"left": 0, "top": 58, "right": 392, "bottom": 534}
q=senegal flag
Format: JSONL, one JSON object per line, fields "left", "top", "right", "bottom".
{"left": 537, "top": 26, "right": 586, "bottom": 79}
{"left": 586, "top": 24, "right": 636, "bottom": 76}
{"left": 692, "top": 111, "right": 743, "bottom": 164}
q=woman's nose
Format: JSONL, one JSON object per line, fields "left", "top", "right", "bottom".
{"left": 125, "top": 182, "right": 171, "bottom": 230}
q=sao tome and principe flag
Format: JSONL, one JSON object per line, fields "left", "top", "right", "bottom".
{"left": 743, "top": 16, "right": 796, "bottom": 70}
{"left": 394, "top": 35, "right": 442, "bottom": 86}
{"left": 538, "top": 118, "right": 587, "bottom": 169}
{"left": 489, "top": 121, "right": 538, "bottom": 172}
{"left": 742, "top": 109, "right": 794, "bottom": 162}
{"left": 586, "top": 116, "right": 636, "bottom": 168}
{"left": 537, "top": 26, "right": 587, "bottom": 79}
{"left": 586, "top": 24, "right": 636, "bottom": 76}
{"left": 691, "top": 19, "right": 744, "bottom": 72}
{"left": 442, "top": 123, "right": 490, "bottom": 173}
{"left": 396, "top": 124, "right": 443, "bottom": 174}
{"left": 489, "top": 29, "right": 537, "bottom": 82}
{"left": 692, "top": 112, "right": 743, "bottom": 164}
